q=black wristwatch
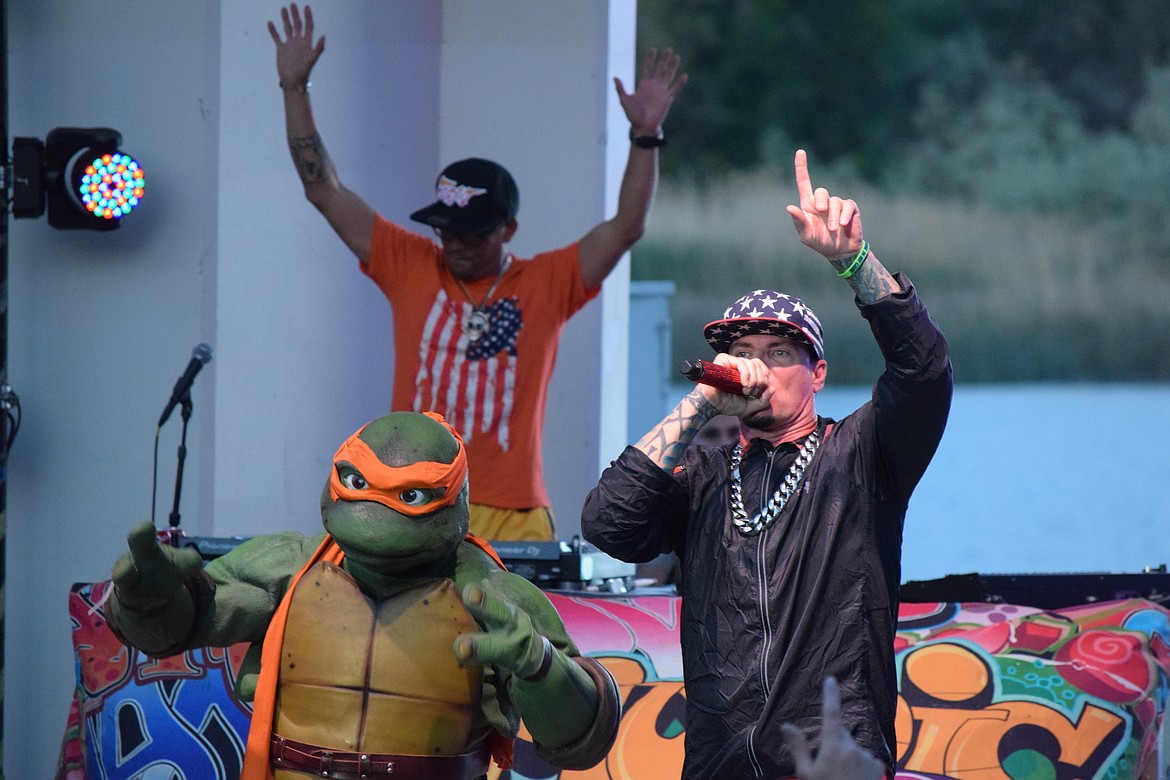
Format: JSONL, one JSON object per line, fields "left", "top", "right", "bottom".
{"left": 629, "top": 127, "right": 667, "bottom": 148}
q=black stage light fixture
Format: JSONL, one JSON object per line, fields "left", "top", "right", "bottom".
{"left": 11, "top": 136, "right": 46, "bottom": 218}
{"left": 11, "top": 127, "right": 145, "bottom": 231}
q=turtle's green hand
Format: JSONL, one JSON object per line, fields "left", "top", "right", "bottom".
{"left": 453, "top": 582, "right": 547, "bottom": 679}
{"left": 112, "top": 520, "right": 203, "bottom": 613}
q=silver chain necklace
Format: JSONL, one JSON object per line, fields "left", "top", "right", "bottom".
{"left": 729, "top": 427, "right": 822, "bottom": 536}
{"left": 456, "top": 255, "right": 511, "bottom": 342}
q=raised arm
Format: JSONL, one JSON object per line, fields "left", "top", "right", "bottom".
{"left": 785, "top": 148, "right": 900, "bottom": 302}
{"left": 268, "top": 4, "right": 376, "bottom": 261}
{"left": 577, "top": 48, "right": 687, "bottom": 289}
{"left": 787, "top": 149, "right": 952, "bottom": 497}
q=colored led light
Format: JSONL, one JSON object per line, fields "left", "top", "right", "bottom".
{"left": 76, "top": 150, "right": 145, "bottom": 221}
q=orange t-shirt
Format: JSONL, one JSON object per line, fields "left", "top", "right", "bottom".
{"left": 362, "top": 217, "right": 598, "bottom": 509}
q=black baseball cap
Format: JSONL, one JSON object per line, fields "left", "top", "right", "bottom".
{"left": 409, "top": 158, "right": 519, "bottom": 233}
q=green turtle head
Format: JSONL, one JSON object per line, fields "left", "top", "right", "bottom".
{"left": 320, "top": 411, "right": 469, "bottom": 578}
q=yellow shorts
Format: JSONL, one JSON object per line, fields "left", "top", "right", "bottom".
{"left": 468, "top": 504, "right": 556, "bottom": 542}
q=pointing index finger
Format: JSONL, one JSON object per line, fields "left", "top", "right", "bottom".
{"left": 793, "top": 148, "right": 814, "bottom": 205}
{"left": 126, "top": 521, "right": 164, "bottom": 564}
{"left": 821, "top": 675, "right": 843, "bottom": 727}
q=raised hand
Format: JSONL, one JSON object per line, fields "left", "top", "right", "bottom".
{"left": 781, "top": 677, "right": 885, "bottom": 780}
{"left": 268, "top": 3, "right": 325, "bottom": 90}
{"left": 614, "top": 48, "right": 688, "bottom": 135}
{"left": 112, "top": 520, "right": 203, "bottom": 612}
{"left": 785, "top": 149, "right": 864, "bottom": 260}
{"left": 108, "top": 520, "right": 206, "bottom": 657}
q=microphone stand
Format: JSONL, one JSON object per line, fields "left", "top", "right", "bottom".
{"left": 166, "top": 390, "right": 193, "bottom": 546}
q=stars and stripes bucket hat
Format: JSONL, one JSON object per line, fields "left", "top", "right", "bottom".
{"left": 703, "top": 289, "right": 825, "bottom": 360}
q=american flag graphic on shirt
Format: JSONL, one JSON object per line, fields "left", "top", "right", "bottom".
{"left": 412, "top": 289, "right": 523, "bottom": 450}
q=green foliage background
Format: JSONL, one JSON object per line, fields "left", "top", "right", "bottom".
{"left": 634, "top": 0, "right": 1170, "bottom": 383}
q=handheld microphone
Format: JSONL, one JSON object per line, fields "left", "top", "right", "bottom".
{"left": 679, "top": 358, "right": 744, "bottom": 395}
{"left": 159, "top": 343, "right": 213, "bottom": 427}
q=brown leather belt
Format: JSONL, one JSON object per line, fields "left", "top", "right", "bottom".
{"left": 270, "top": 735, "right": 490, "bottom": 779}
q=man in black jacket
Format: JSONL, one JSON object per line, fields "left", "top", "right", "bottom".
{"left": 582, "top": 149, "right": 952, "bottom": 779}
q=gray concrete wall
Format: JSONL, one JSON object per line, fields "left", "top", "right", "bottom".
{"left": 4, "top": 1, "right": 634, "bottom": 773}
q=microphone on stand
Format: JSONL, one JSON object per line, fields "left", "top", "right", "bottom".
{"left": 158, "top": 343, "right": 213, "bottom": 427}
{"left": 679, "top": 358, "right": 744, "bottom": 395}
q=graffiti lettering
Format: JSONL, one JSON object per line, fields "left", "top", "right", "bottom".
{"left": 898, "top": 642, "right": 1126, "bottom": 778}
{"left": 506, "top": 655, "right": 687, "bottom": 780}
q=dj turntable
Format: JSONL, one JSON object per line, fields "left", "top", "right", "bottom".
{"left": 489, "top": 537, "right": 637, "bottom": 592}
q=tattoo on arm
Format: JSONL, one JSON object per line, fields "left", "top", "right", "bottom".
{"left": 635, "top": 390, "right": 717, "bottom": 472}
{"left": 288, "top": 133, "right": 333, "bottom": 185}
{"left": 687, "top": 390, "right": 721, "bottom": 420}
{"left": 831, "top": 252, "right": 900, "bottom": 303}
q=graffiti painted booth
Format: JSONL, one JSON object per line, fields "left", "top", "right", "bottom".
{"left": 59, "top": 583, "right": 1170, "bottom": 779}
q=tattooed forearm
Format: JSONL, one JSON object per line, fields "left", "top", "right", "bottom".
{"left": 636, "top": 426, "right": 687, "bottom": 470}
{"left": 635, "top": 389, "right": 717, "bottom": 472}
{"left": 831, "top": 250, "right": 901, "bottom": 303}
{"left": 287, "top": 133, "right": 333, "bottom": 185}
{"left": 686, "top": 388, "right": 721, "bottom": 420}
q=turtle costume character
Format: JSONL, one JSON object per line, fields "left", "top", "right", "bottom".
{"left": 107, "top": 411, "right": 620, "bottom": 779}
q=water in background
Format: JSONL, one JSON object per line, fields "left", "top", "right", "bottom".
{"left": 815, "top": 382, "right": 1170, "bottom": 581}
{"left": 660, "top": 383, "right": 1170, "bottom": 582}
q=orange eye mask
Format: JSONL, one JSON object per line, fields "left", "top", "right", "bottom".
{"left": 328, "top": 412, "right": 468, "bottom": 516}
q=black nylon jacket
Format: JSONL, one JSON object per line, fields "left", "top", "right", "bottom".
{"left": 582, "top": 275, "right": 952, "bottom": 779}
